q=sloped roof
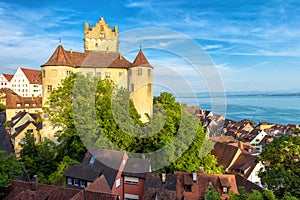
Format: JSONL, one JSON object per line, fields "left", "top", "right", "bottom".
{"left": 85, "top": 174, "right": 111, "bottom": 193}
{"left": 2, "top": 73, "right": 13, "bottom": 81}
{"left": 131, "top": 49, "right": 151, "bottom": 67}
{"left": 122, "top": 157, "right": 151, "bottom": 178}
{"left": 143, "top": 172, "right": 177, "bottom": 200}
{"left": 42, "top": 45, "right": 131, "bottom": 68}
{"left": 211, "top": 142, "right": 240, "bottom": 169}
{"left": 20, "top": 68, "right": 41, "bottom": 84}
{"left": 3, "top": 180, "right": 80, "bottom": 200}
{"left": 11, "top": 120, "right": 41, "bottom": 139}
{"left": 4, "top": 180, "right": 118, "bottom": 200}
{"left": 228, "top": 153, "right": 257, "bottom": 178}
{"left": 175, "top": 172, "right": 238, "bottom": 200}
{"left": 234, "top": 174, "right": 263, "bottom": 193}
{"left": 64, "top": 148, "right": 125, "bottom": 189}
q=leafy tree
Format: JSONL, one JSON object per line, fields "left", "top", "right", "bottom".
{"left": 204, "top": 187, "right": 222, "bottom": 200}
{"left": 0, "top": 151, "right": 22, "bottom": 198}
{"left": 44, "top": 73, "right": 221, "bottom": 174}
{"left": 257, "top": 135, "right": 300, "bottom": 198}
{"left": 0, "top": 103, "right": 5, "bottom": 112}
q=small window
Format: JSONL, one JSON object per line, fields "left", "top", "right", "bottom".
{"left": 17, "top": 103, "right": 21, "bottom": 107}
{"left": 124, "top": 176, "right": 138, "bottom": 185}
{"left": 148, "top": 83, "right": 151, "bottom": 93}
{"left": 137, "top": 68, "right": 142, "bottom": 75}
{"left": 80, "top": 180, "right": 86, "bottom": 187}
{"left": 105, "top": 72, "right": 111, "bottom": 78}
{"left": 148, "top": 69, "right": 151, "bottom": 76}
{"left": 119, "top": 70, "right": 124, "bottom": 77}
{"left": 96, "top": 72, "right": 101, "bottom": 77}
{"left": 95, "top": 43, "right": 98, "bottom": 47}
{"left": 25, "top": 103, "right": 29, "bottom": 107}
{"left": 27, "top": 129, "right": 34, "bottom": 134}
{"left": 223, "top": 187, "right": 228, "bottom": 194}
{"left": 66, "top": 71, "right": 71, "bottom": 76}
{"left": 89, "top": 156, "right": 96, "bottom": 164}
{"left": 47, "top": 85, "right": 52, "bottom": 92}
{"left": 185, "top": 185, "right": 192, "bottom": 192}
{"left": 67, "top": 177, "right": 72, "bottom": 185}
{"left": 74, "top": 179, "right": 79, "bottom": 186}
{"left": 116, "top": 178, "right": 121, "bottom": 188}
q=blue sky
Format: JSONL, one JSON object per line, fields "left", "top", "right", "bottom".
{"left": 1, "top": 0, "right": 300, "bottom": 92}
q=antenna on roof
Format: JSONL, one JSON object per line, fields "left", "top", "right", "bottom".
{"left": 59, "top": 38, "right": 62, "bottom": 43}
{"left": 139, "top": 45, "right": 142, "bottom": 51}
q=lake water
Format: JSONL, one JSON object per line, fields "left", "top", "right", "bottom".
{"left": 176, "top": 92, "right": 300, "bottom": 125}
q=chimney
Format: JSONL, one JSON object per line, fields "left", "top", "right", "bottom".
{"left": 161, "top": 170, "right": 166, "bottom": 184}
{"left": 70, "top": 48, "right": 73, "bottom": 54}
{"left": 192, "top": 171, "right": 197, "bottom": 182}
{"left": 31, "top": 175, "right": 38, "bottom": 191}
{"left": 199, "top": 167, "right": 204, "bottom": 174}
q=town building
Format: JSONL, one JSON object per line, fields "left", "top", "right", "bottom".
{"left": 41, "top": 17, "right": 153, "bottom": 123}
{"left": 9, "top": 111, "right": 42, "bottom": 157}
{"left": 0, "top": 73, "right": 13, "bottom": 89}
{"left": 4, "top": 90, "right": 42, "bottom": 121}
{"left": 64, "top": 148, "right": 151, "bottom": 200}
{"left": 10, "top": 68, "right": 42, "bottom": 97}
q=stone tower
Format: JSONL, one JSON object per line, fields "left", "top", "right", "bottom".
{"left": 129, "top": 49, "right": 153, "bottom": 121}
{"left": 84, "top": 17, "right": 119, "bottom": 52}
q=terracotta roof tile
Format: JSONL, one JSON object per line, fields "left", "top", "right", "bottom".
{"left": 2, "top": 73, "right": 13, "bottom": 81}
{"left": 85, "top": 174, "right": 112, "bottom": 193}
{"left": 20, "top": 68, "right": 41, "bottom": 84}
{"left": 42, "top": 45, "right": 132, "bottom": 68}
{"left": 131, "top": 50, "right": 151, "bottom": 67}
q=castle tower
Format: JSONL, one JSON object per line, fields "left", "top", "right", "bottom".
{"left": 129, "top": 48, "right": 153, "bottom": 122}
{"left": 84, "top": 17, "right": 119, "bottom": 52}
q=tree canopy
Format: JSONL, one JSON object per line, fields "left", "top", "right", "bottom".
{"left": 257, "top": 134, "right": 300, "bottom": 198}
{"left": 0, "top": 151, "right": 22, "bottom": 198}
{"left": 42, "top": 73, "right": 221, "bottom": 173}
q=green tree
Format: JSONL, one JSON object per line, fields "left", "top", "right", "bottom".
{"left": 257, "top": 135, "right": 300, "bottom": 198}
{"left": 0, "top": 103, "right": 5, "bottom": 112}
{"left": 0, "top": 151, "right": 22, "bottom": 198}
{"left": 204, "top": 187, "right": 221, "bottom": 200}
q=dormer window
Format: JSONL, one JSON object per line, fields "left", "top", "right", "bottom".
{"left": 185, "top": 185, "right": 192, "bottom": 192}
{"left": 223, "top": 187, "right": 228, "bottom": 194}
{"left": 89, "top": 156, "right": 96, "bottom": 164}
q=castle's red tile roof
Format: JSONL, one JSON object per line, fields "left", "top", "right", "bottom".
{"left": 132, "top": 49, "right": 151, "bottom": 67}
{"left": 42, "top": 45, "right": 132, "bottom": 68}
{"left": 2, "top": 73, "right": 13, "bottom": 81}
{"left": 20, "top": 68, "right": 41, "bottom": 84}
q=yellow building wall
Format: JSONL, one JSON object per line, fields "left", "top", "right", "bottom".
{"left": 129, "top": 67, "right": 153, "bottom": 122}
{"left": 41, "top": 66, "right": 76, "bottom": 105}
{"left": 84, "top": 17, "right": 118, "bottom": 52}
{"left": 13, "top": 123, "right": 41, "bottom": 158}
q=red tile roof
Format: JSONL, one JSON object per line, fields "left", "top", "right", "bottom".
{"left": 2, "top": 73, "right": 13, "bottom": 81}
{"left": 42, "top": 45, "right": 132, "bottom": 68}
{"left": 20, "top": 68, "right": 41, "bottom": 84}
{"left": 131, "top": 49, "right": 151, "bottom": 67}
{"left": 85, "top": 174, "right": 112, "bottom": 193}
{"left": 175, "top": 172, "right": 238, "bottom": 200}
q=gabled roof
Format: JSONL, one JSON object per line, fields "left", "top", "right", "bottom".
{"left": 234, "top": 174, "right": 263, "bottom": 193}
{"left": 228, "top": 153, "right": 257, "bottom": 178}
{"left": 211, "top": 142, "right": 240, "bottom": 169}
{"left": 2, "top": 73, "right": 13, "bottom": 81}
{"left": 11, "top": 120, "right": 41, "bottom": 139}
{"left": 4, "top": 180, "right": 118, "bottom": 200}
{"left": 64, "top": 148, "right": 125, "bottom": 189}
{"left": 42, "top": 45, "right": 132, "bottom": 68}
{"left": 85, "top": 174, "right": 112, "bottom": 193}
{"left": 131, "top": 49, "right": 151, "bottom": 67}
{"left": 20, "top": 68, "right": 41, "bottom": 84}
{"left": 3, "top": 180, "right": 80, "bottom": 200}
{"left": 42, "top": 45, "right": 74, "bottom": 66}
